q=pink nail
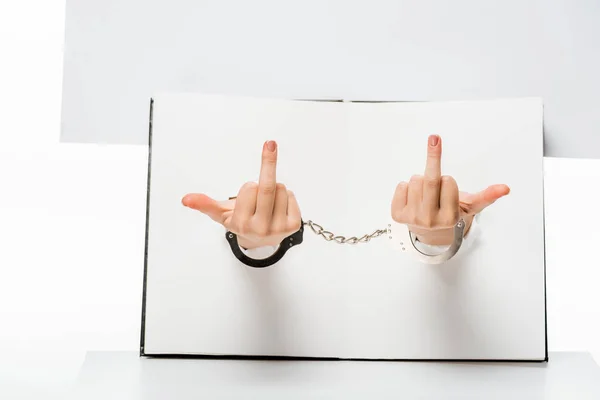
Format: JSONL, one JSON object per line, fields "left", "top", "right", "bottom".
{"left": 266, "top": 140, "right": 277, "bottom": 152}
{"left": 429, "top": 135, "right": 439, "bottom": 147}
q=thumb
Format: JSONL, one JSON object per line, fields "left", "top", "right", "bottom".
{"left": 459, "top": 184, "right": 510, "bottom": 215}
{"left": 182, "top": 193, "right": 229, "bottom": 224}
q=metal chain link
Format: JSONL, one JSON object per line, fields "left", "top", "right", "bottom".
{"left": 304, "top": 220, "right": 390, "bottom": 245}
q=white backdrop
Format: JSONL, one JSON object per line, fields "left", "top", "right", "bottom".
{"left": 59, "top": 0, "right": 600, "bottom": 159}
{"left": 0, "top": 0, "right": 599, "bottom": 397}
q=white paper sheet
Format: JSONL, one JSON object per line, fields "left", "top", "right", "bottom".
{"left": 143, "top": 94, "right": 546, "bottom": 360}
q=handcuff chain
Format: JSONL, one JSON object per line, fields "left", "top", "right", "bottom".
{"left": 303, "top": 220, "right": 389, "bottom": 245}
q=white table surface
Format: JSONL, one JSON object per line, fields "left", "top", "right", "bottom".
{"left": 70, "top": 351, "right": 600, "bottom": 399}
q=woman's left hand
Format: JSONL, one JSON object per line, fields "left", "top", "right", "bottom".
{"left": 391, "top": 135, "right": 510, "bottom": 246}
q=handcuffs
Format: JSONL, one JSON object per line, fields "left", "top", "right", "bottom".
{"left": 387, "top": 218, "right": 466, "bottom": 265}
{"left": 225, "top": 223, "right": 305, "bottom": 268}
{"left": 225, "top": 211, "right": 466, "bottom": 268}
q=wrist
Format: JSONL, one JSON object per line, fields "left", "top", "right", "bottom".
{"left": 237, "top": 236, "right": 279, "bottom": 250}
{"left": 413, "top": 215, "right": 474, "bottom": 246}
{"left": 237, "top": 237, "right": 261, "bottom": 250}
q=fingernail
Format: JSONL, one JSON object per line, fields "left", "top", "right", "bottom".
{"left": 266, "top": 140, "right": 277, "bottom": 152}
{"left": 182, "top": 195, "right": 190, "bottom": 206}
{"left": 429, "top": 135, "right": 439, "bottom": 147}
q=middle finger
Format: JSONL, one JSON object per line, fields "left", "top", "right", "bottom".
{"left": 256, "top": 140, "right": 278, "bottom": 221}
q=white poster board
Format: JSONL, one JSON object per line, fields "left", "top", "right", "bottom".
{"left": 141, "top": 94, "right": 546, "bottom": 361}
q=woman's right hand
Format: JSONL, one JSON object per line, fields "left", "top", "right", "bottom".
{"left": 181, "top": 140, "right": 302, "bottom": 250}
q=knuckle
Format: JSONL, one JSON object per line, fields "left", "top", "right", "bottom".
{"left": 288, "top": 217, "right": 302, "bottom": 231}
{"left": 428, "top": 150, "right": 441, "bottom": 158}
{"left": 395, "top": 182, "right": 408, "bottom": 195}
{"left": 253, "top": 224, "right": 270, "bottom": 237}
{"left": 418, "top": 215, "right": 434, "bottom": 228}
{"left": 441, "top": 211, "right": 459, "bottom": 227}
{"left": 441, "top": 175, "right": 457, "bottom": 186}
{"left": 409, "top": 175, "right": 423, "bottom": 184}
{"left": 262, "top": 153, "right": 277, "bottom": 165}
{"left": 237, "top": 220, "right": 252, "bottom": 236}
{"left": 408, "top": 214, "right": 419, "bottom": 226}
{"left": 241, "top": 181, "right": 258, "bottom": 191}
{"left": 391, "top": 208, "right": 404, "bottom": 222}
{"left": 260, "top": 183, "right": 276, "bottom": 195}
{"left": 424, "top": 177, "right": 440, "bottom": 189}
{"left": 271, "top": 222, "right": 287, "bottom": 234}
{"left": 452, "top": 209, "right": 460, "bottom": 223}
{"left": 276, "top": 183, "right": 287, "bottom": 192}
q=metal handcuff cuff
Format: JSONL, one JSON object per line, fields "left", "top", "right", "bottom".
{"left": 225, "top": 198, "right": 467, "bottom": 268}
